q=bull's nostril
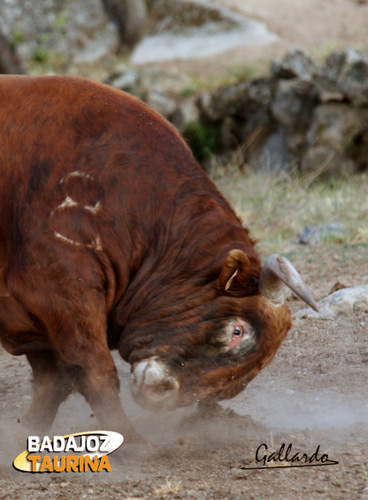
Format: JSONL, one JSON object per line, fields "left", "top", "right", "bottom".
{"left": 131, "top": 360, "right": 149, "bottom": 386}
{"left": 130, "top": 357, "right": 180, "bottom": 410}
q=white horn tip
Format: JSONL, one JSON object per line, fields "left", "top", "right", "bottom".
{"left": 260, "top": 254, "right": 318, "bottom": 311}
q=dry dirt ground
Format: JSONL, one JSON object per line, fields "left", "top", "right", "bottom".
{"left": 0, "top": 246, "right": 367, "bottom": 499}
{"left": 1, "top": 1, "right": 368, "bottom": 498}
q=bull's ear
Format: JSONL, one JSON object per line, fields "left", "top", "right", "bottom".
{"left": 218, "top": 249, "right": 251, "bottom": 291}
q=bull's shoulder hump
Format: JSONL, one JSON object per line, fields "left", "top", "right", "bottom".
{"left": 0, "top": 74, "right": 184, "bottom": 141}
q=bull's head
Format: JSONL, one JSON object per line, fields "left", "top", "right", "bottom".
{"left": 125, "top": 252, "right": 317, "bottom": 412}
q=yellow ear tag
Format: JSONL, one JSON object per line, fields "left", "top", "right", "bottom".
{"left": 225, "top": 269, "right": 238, "bottom": 291}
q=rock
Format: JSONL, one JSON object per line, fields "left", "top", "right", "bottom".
{"left": 199, "top": 82, "right": 249, "bottom": 122}
{"left": 0, "top": 32, "right": 26, "bottom": 74}
{"left": 107, "top": 69, "right": 142, "bottom": 97}
{"left": 64, "top": 0, "right": 119, "bottom": 65}
{"left": 301, "top": 103, "right": 361, "bottom": 176}
{"left": 236, "top": 78, "right": 275, "bottom": 119}
{"left": 146, "top": 90, "right": 177, "bottom": 118}
{"left": 103, "top": 47, "right": 368, "bottom": 175}
{"left": 294, "top": 285, "right": 368, "bottom": 320}
{"left": 301, "top": 146, "right": 355, "bottom": 176}
{"left": 199, "top": 78, "right": 276, "bottom": 154}
{"left": 107, "top": 66, "right": 192, "bottom": 101}
{"left": 0, "top": 0, "right": 120, "bottom": 68}
{"left": 345, "top": 108, "right": 368, "bottom": 172}
{"left": 315, "top": 50, "right": 358, "bottom": 102}
{"left": 219, "top": 116, "right": 240, "bottom": 150}
{"left": 138, "top": 67, "right": 192, "bottom": 95}
{"left": 286, "top": 132, "right": 307, "bottom": 157}
{"left": 298, "top": 222, "right": 350, "bottom": 245}
{"left": 271, "top": 79, "right": 318, "bottom": 131}
{"left": 255, "top": 125, "right": 296, "bottom": 171}
{"left": 148, "top": 0, "right": 239, "bottom": 35}
{"left": 171, "top": 98, "right": 200, "bottom": 133}
{"left": 132, "top": 0, "right": 276, "bottom": 63}
{"left": 315, "top": 49, "right": 368, "bottom": 105}
{"left": 271, "top": 48, "right": 318, "bottom": 81}
{"left": 306, "top": 103, "right": 361, "bottom": 149}
{"left": 238, "top": 107, "right": 275, "bottom": 147}
{"left": 341, "top": 55, "right": 368, "bottom": 106}
{"left": 102, "top": 0, "right": 147, "bottom": 48}
{"left": 200, "top": 78, "right": 274, "bottom": 124}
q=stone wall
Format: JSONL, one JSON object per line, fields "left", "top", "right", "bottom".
{"left": 0, "top": 0, "right": 147, "bottom": 73}
{"left": 201, "top": 48, "right": 368, "bottom": 175}
{"left": 1, "top": 0, "right": 367, "bottom": 179}
{"left": 110, "top": 48, "right": 368, "bottom": 176}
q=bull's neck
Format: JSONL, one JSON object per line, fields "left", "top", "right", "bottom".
{"left": 107, "top": 179, "right": 257, "bottom": 339}
{"left": 111, "top": 219, "right": 255, "bottom": 332}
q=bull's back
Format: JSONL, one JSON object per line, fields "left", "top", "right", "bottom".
{"left": 0, "top": 76, "right": 210, "bottom": 257}
{"left": 0, "top": 75, "right": 200, "bottom": 191}
{"left": 0, "top": 75, "right": 239, "bottom": 288}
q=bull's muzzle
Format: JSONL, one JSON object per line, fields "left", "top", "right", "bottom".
{"left": 130, "top": 357, "right": 180, "bottom": 411}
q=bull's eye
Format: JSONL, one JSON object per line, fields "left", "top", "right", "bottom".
{"left": 233, "top": 325, "right": 243, "bottom": 337}
{"left": 228, "top": 323, "right": 245, "bottom": 349}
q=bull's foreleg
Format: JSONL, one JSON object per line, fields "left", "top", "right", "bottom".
{"left": 17, "top": 261, "right": 147, "bottom": 444}
{"left": 22, "top": 350, "right": 75, "bottom": 433}
{"left": 44, "top": 301, "right": 147, "bottom": 444}
{"left": 73, "top": 345, "right": 147, "bottom": 444}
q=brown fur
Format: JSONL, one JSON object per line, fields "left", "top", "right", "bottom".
{"left": 0, "top": 75, "right": 293, "bottom": 440}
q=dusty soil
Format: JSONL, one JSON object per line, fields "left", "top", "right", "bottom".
{"left": 0, "top": 246, "right": 367, "bottom": 499}
{"left": 1, "top": 1, "right": 368, "bottom": 498}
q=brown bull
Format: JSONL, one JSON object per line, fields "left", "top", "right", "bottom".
{"left": 0, "top": 75, "right": 317, "bottom": 442}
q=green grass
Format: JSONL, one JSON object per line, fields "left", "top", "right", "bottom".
{"left": 184, "top": 121, "right": 221, "bottom": 162}
{"left": 180, "top": 62, "right": 261, "bottom": 97}
{"left": 210, "top": 163, "right": 368, "bottom": 255}
{"left": 362, "top": 465, "right": 368, "bottom": 489}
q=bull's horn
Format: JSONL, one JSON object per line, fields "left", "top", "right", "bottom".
{"left": 259, "top": 254, "right": 318, "bottom": 311}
